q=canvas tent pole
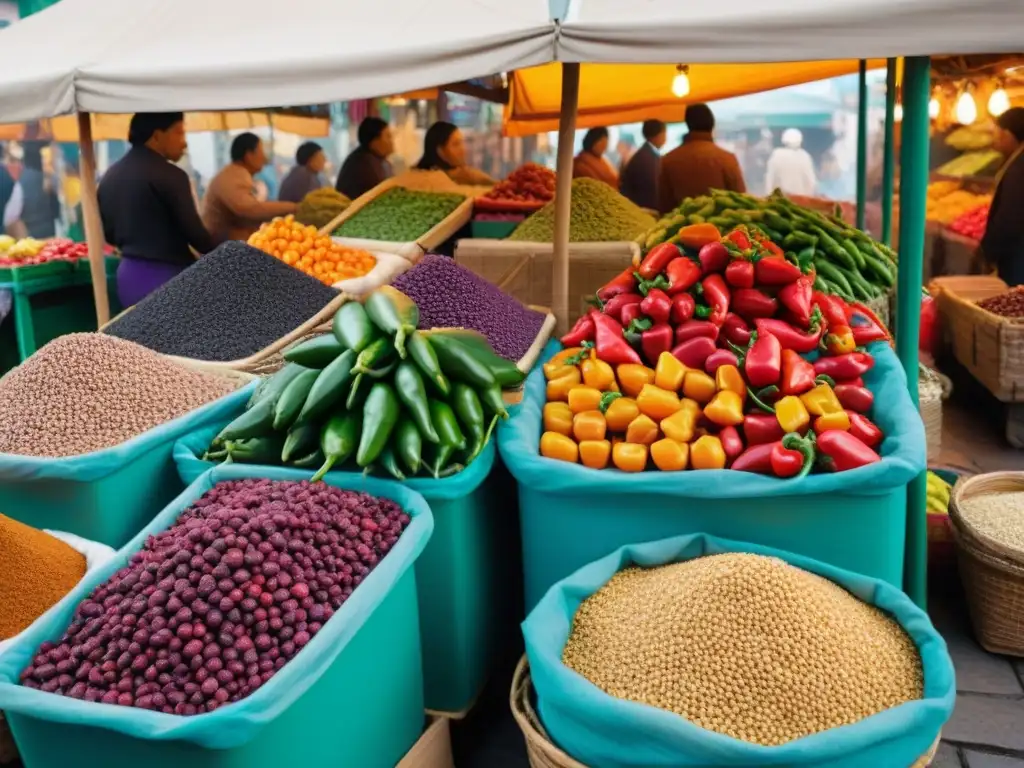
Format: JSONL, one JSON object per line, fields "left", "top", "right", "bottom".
{"left": 881, "top": 58, "right": 897, "bottom": 245}
{"left": 552, "top": 63, "right": 581, "bottom": 334}
{"left": 856, "top": 60, "right": 868, "bottom": 231}
{"left": 76, "top": 112, "right": 111, "bottom": 327}
{"left": 897, "top": 56, "right": 930, "bottom": 609}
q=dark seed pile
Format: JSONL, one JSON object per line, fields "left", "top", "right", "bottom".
{"left": 104, "top": 242, "right": 339, "bottom": 362}
{"left": 391, "top": 254, "right": 545, "bottom": 360}
{"left": 20, "top": 479, "right": 411, "bottom": 715}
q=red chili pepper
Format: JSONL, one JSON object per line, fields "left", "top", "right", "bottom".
{"left": 560, "top": 315, "right": 594, "bottom": 347}
{"left": 590, "top": 310, "right": 642, "bottom": 366}
{"left": 779, "top": 349, "right": 817, "bottom": 396}
{"left": 847, "top": 301, "right": 892, "bottom": 345}
{"left": 704, "top": 349, "right": 739, "bottom": 374}
{"left": 638, "top": 242, "right": 682, "bottom": 281}
{"left": 724, "top": 259, "right": 755, "bottom": 289}
{"left": 816, "top": 430, "right": 881, "bottom": 472}
{"left": 670, "top": 293, "right": 696, "bottom": 324}
{"left": 701, "top": 274, "right": 731, "bottom": 326}
{"left": 641, "top": 323, "right": 675, "bottom": 367}
{"left": 834, "top": 376, "right": 865, "bottom": 388}
{"left": 639, "top": 288, "right": 672, "bottom": 325}
{"left": 771, "top": 433, "right": 816, "bottom": 478}
{"left": 743, "top": 413, "right": 785, "bottom": 446}
{"left": 719, "top": 426, "right": 745, "bottom": 464}
{"left": 847, "top": 411, "right": 883, "bottom": 448}
{"left": 777, "top": 275, "right": 813, "bottom": 327}
{"left": 665, "top": 257, "right": 703, "bottom": 295}
{"left": 602, "top": 292, "right": 643, "bottom": 322}
{"left": 597, "top": 267, "right": 638, "bottom": 302}
{"left": 835, "top": 385, "right": 874, "bottom": 413}
{"left": 852, "top": 322, "right": 890, "bottom": 346}
{"left": 824, "top": 324, "right": 857, "bottom": 355}
{"left": 743, "top": 330, "right": 782, "bottom": 389}
{"left": 759, "top": 239, "right": 785, "bottom": 259}
{"left": 725, "top": 227, "right": 752, "bottom": 250}
{"left": 812, "top": 290, "right": 849, "bottom": 327}
{"left": 675, "top": 319, "right": 719, "bottom": 344}
{"left": 813, "top": 352, "right": 873, "bottom": 380}
{"left": 721, "top": 312, "right": 751, "bottom": 345}
{"left": 755, "top": 256, "right": 802, "bottom": 286}
{"left": 753, "top": 317, "right": 823, "bottom": 355}
{"left": 697, "top": 241, "right": 730, "bottom": 275}
{"left": 620, "top": 301, "right": 644, "bottom": 331}
{"left": 731, "top": 288, "right": 778, "bottom": 321}
{"left": 732, "top": 442, "right": 777, "bottom": 473}
{"left": 671, "top": 336, "right": 717, "bottom": 369}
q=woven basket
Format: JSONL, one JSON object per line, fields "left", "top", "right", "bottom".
{"left": 865, "top": 289, "right": 893, "bottom": 331}
{"left": 949, "top": 471, "right": 1024, "bottom": 656}
{"left": 510, "top": 657, "right": 940, "bottom": 768}
{"left": 919, "top": 365, "right": 952, "bottom": 460}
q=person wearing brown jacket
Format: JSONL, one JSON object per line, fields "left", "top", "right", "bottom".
{"left": 202, "top": 133, "right": 296, "bottom": 242}
{"left": 658, "top": 103, "right": 746, "bottom": 214}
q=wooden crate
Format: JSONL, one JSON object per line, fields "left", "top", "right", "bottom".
{"left": 397, "top": 717, "right": 454, "bottom": 768}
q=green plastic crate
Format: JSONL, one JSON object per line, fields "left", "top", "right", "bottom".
{"left": 0, "top": 260, "right": 75, "bottom": 284}
{"left": 470, "top": 219, "right": 520, "bottom": 239}
{"left": 0, "top": 465, "right": 431, "bottom": 768}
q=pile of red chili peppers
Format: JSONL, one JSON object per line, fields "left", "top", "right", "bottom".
{"left": 559, "top": 224, "right": 892, "bottom": 478}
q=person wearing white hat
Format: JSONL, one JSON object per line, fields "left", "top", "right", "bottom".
{"left": 765, "top": 128, "right": 817, "bottom": 197}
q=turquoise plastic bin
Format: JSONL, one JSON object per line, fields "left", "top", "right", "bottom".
{"left": 499, "top": 341, "right": 926, "bottom": 610}
{"left": 0, "top": 382, "right": 255, "bottom": 548}
{"left": 173, "top": 427, "right": 521, "bottom": 714}
{"left": 0, "top": 464, "right": 433, "bottom": 768}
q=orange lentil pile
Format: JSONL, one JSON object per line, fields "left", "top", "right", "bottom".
{"left": 248, "top": 215, "right": 376, "bottom": 286}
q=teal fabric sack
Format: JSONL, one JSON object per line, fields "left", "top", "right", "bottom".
{"left": 0, "top": 464, "right": 433, "bottom": 749}
{"left": 523, "top": 533, "right": 956, "bottom": 768}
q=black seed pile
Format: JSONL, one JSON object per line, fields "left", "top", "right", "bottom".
{"left": 103, "top": 242, "right": 339, "bottom": 362}
{"left": 19, "top": 479, "right": 412, "bottom": 715}
{"left": 391, "top": 254, "right": 545, "bottom": 361}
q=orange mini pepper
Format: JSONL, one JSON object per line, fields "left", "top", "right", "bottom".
{"left": 775, "top": 395, "right": 810, "bottom": 433}
{"left": 573, "top": 410, "right": 607, "bottom": 442}
{"left": 650, "top": 438, "right": 689, "bottom": 471}
{"left": 714, "top": 364, "right": 747, "bottom": 401}
{"left": 690, "top": 435, "right": 727, "bottom": 470}
{"left": 612, "top": 442, "right": 648, "bottom": 472}
{"left": 680, "top": 397, "right": 701, "bottom": 416}
{"left": 682, "top": 370, "right": 717, "bottom": 404}
{"left": 616, "top": 364, "right": 655, "bottom": 398}
{"left": 636, "top": 384, "right": 682, "bottom": 421}
{"left": 579, "top": 439, "right": 612, "bottom": 469}
{"left": 568, "top": 385, "right": 603, "bottom": 414}
{"left": 539, "top": 431, "right": 578, "bottom": 463}
{"left": 543, "top": 347, "right": 584, "bottom": 380}
{"left": 602, "top": 395, "right": 640, "bottom": 432}
{"left": 661, "top": 408, "right": 696, "bottom": 443}
{"left": 814, "top": 410, "right": 851, "bottom": 433}
{"left": 703, "top": 390, "right": 745, "bottom": 427}
{"left": 654, "top": 351, "right": 687, "bottom": 392}
{"left": 675, "top": 222, "right": 722, "bottom": 250}
{"left": 800, "top": 383, "right": 843, "bottom": 417}
{"left": 625, "top": 414, "right": 659, "bottom": 445}
{"left": 546, "top": 368, "right": 581, "bottom": 401}
{"left": 581, "top": 356, "right": 617, "bottom": 391}
{"left": 543, "top": 401, "right": 574, "bottom": 436}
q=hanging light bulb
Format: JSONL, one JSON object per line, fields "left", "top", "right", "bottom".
{"left": 929, "top": 97, "right": 941, "bottom": 119}
{"left": 989, "top": 87, "right": 1010, "bottom": 116}
{"left": 955, "top": 90, "right": 978, "bottom": 125}
{"left": 672, "top": 65, "right": 690, "bottom": 98}
{"left": 894, "top": 103, "right": 904, "bottom": 122}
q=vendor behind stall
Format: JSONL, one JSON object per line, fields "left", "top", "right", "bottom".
{"left": 573, "top": 127, "right": 620, "bottom": 189}
{"left": 278, "top": 142, "right": 327, "bottom": 203}
{"left": 336, "top": 118, "right": 394, "bottom": 200}
{"left": 415, "top": 122, "right": 496, "bottom": 186}
{"left": 981, "top": 107, "right": 1024, "bottom": 286}
{"left": 98, "top": 113, "right": 218, "bottom": 307}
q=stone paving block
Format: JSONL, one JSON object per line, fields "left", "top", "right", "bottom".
{"left": 945, "top": 695, "right": 1024, "bottom": 752}
{"left": 933, "top": 742, "right": 964, "bottom": 768}
{"left": 964, "top": 750, "right": 1024, "bottom": 767}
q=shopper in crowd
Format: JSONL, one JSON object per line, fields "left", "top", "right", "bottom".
{"left": 203, "top": 132, "right": 296, "bottom": 243}
{"left": 279, "top": 141, "right": 327, "bottom": 203}
{"left": 18, "top": 142, "right": 59, "bottom": 239}
{"left": 572, "top": 127, "right": 619, "bottom": 189}
{"left": 98, "top": 113, "right": 217, "bottom": 307}
{"left": 416, "top": 121, "right": 496, "bottom": 186}
{"left": 620, "top": 119, "right": 667, "bottom": 211}
{"left": 980, "top": 107, "right": 1024, "bottom": 286}
{"left": 0, "top": 160, "right": 26, "bottom": 239}
{"left": 659, "top": 103, "right": 746, "bottom": 213}
{"left": 764, "top": 128, "right": 817, "bottom": 197}
{"left": 336, "top": 117, "right": 394, "bottom": 200}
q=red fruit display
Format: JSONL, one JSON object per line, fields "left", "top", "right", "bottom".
{"left": 480, "top": 163, "right": 556, "bottom": 207}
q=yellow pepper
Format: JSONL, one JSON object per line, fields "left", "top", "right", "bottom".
{"left": 654, "top": 351, "right": 687, "bottom": 392}
{"left": 612, "top": 442, "right": 648, "bottom": 473}
{"left": 661, "top": 408, "right": 696, "bottom": 443}
{"left": 579, "top": 439, "right": 611, "bottom": 470}
{"left": 625, "top": 414, "right": 659, "bottom": 445}
{"left": 814, "top": 410, "right": 851, "bottom": 433}
{"left": 714, "top": 364, "right": 747, "bottom": 401}
{"left": 542, "top": 402, "right": 574, "bottom": 436}
{"left": 680, "top": 397, "right": 701, "bottom": 417}
{"left": 650, "top": 438, "right": 689, "bottom": 471}
{"left": 690, "top": 435, "right": 726, "bottom": 470}
{"left": 573, "top": 410, "right": 607, "bottom": 442}
{"left": 546, "top": 368, "right": 580, "bottom": 401}
{"left": 539, "top": 431, "right": 578, "bottom": 463}
{"left": 636, "top": 384, "right": 682, "bottom": 421}
{"left": 567, "top": 385, "right": 603, "bottom": 414}
{"left": 581, "top": 356, "right": 617, "bottom": 391}
{"left": 800, "top": 383, "right": 843, "bottom": 416}
{"left": 617, "top": 364, "right": 655, "bottom": 398}
{"left": 775, "top": 395, "right": 810, "bottom": 433}
{"left": 543, "top": 347, "right": 584, "bottom": 380}
{"left": 703, "top": 390, "right": 745, "bottom": 427}
{"left": 603, "top": 396, "right": 640, "bottom": 432}
{"left": 682, "top": 370, "right": 717, "bottom": 404}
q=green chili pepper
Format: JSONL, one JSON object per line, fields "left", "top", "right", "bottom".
{"left": 427, "top": 334, "right": 497, "bottom": 390}
{"left": 364, "top": 286, "right": 419, "bottom": 359}
{"left": 296, "top": 349, "right": 357, "bottom": 423}
{"left": 332, "top": 301, "right": 378, "bottom": 353}
{"left": 272, "top": 368, "right": 320, "bottom": 431}
{"left": 428, "top": 399, "right": 466, "bottom": 451}
{"left": 247, "top": 363, "right": 308, "bottom": 409}
{"left": 407, "top": 331, "right": 450, "bottom": 396}
{"left": 350, "top": 336, "right": 397, "bottom": 377}
{"left": 224, "top": 435, "right": 285, "bottom": 464}
{"left": 450, "top": 382, "right": 485, "bottom": 453}
{"left": 346, "top": 372, "right": 372, "bottom": 411}
{"left": 424, "top": 442, "right": 457, "bottom": 479}
{"left": 394, "top": 417, "right": 422, "bottom": 475}
{"left": 281, "top": 422, "right": 320, "bottom": 463}
{"left": 424, "top": 328, "right": 525, "bottom": 387}
{"left": 357, "top": 382, "right": 400, "bottom": 468}
{"left": 215, "top": 398, "right": 276, "bottom": 443}
{"left": 283, "top": 334, "right": 346, "bottom": 368}
{"left": 394, "top": 361, "right": 440, "bottom": 443}
{"left": 202, "top": 446, "right": 229, "bottom": 462}
{"left": 289, "top": 448, "right": 325, "bottom": 469}
{"left": 311, "top": 412, "right": 360, "bottom": 482}
{"left": 378, "top": 444, "right": 407, "bottom": 481}
{"left": 479, "top": 383, "right": 509, "bottom": 420}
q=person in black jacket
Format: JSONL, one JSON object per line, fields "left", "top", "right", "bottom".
{"left": 981, "top": 107, "right": 1024, "bottom": 286}
{"left": 619, "top": 119, "right": 666, "bottom": 211}
{"left": 335, "top": 118, "right": 393, "bottom": 200}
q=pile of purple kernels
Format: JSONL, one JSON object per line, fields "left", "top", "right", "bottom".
{"left": 20, "top": 479, "right": 410, "bottom": 715}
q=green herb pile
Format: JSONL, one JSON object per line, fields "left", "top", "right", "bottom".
{"left": 508, "top": 178, "right": 656, "bottom": 243}
{"left": 333, "top": 187, "right": 466, "bottom": 242}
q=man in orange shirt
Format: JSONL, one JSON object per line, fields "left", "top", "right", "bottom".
{"left": 658, "top": 103, "right": 746, "bottom": 214}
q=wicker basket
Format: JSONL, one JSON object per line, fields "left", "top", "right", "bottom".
{"left": 510, "top": 657, "right": 940, "bottom": 768}
{"left": 919, "top": 365, "right": 952, "bottom": 460}
{"left": 949, "top": 471, "right": 1024, "bottom": 656}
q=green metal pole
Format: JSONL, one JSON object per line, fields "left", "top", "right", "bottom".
{"left": 881, "top": 58, "right": 897, "bottom": 245}
{"left": 897, "top": 55, "right": 930, "bottom": 609}
{"left": 856, "top": 60, "right": 869, "bottom": 231}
